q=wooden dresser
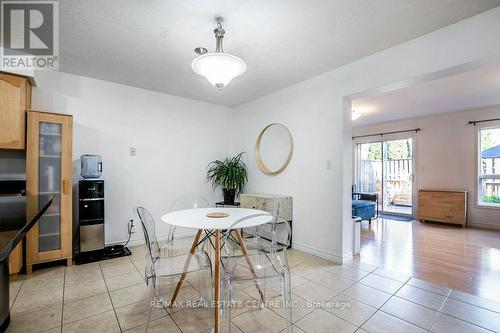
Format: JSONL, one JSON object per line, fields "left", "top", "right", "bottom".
{"left": 418, "top": 189, "right": 467, "bottom": 227}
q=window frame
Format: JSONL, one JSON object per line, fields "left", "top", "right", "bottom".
{"left": 476, "top": 123, "right": 500, "bottom": 209}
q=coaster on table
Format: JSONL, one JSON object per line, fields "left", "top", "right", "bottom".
{"left": 206, "top": 212, "right": 229, "bottom": 218}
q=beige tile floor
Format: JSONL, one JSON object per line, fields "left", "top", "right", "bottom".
{"left": 6, "top": 245, "right": 500, "bottom": 333}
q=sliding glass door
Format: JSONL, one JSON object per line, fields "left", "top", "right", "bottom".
{"left": 356, "top": 137, "right": 415, "bottom": 216}
{"left": 382, "top": 139, "right": 413, "bottom": 215}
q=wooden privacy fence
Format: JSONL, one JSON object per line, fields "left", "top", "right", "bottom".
{"left": 358, "top": 158, "right": 412, "bottom": 206}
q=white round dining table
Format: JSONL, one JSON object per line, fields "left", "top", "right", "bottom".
{"left": 160, "top": 207, "right": 272, "bottom": 230}
{"left": 159, "top": 207, "right": 272, "bottom": 333}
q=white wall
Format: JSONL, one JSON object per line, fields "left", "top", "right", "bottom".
{"left": 31, "top": 71, "right": 233, "bottom": 245}
{"left": 22, "top": 6, "right": 500, "bottom": 260}
{"left": 233, "top": 7, "right": 500, "bottom": 263}
{"left": 353, "top": 106, "right": 500, "bottom": 230}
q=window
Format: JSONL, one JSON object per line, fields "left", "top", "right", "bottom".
{"left": 478, "top": 126, "right": 500, "bottom": 207}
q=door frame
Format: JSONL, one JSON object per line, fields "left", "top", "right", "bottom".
{"left": 353, "top": 132, "right": 418, "bottom": 217}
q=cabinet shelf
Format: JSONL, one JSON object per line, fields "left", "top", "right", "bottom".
{"left": 40, "top": 132, "right": 61, "bottom": 137}
{"left": 39, "top": 233, "right": 61, "bottom": 237}
{"left": 40, "top": 155, "right": 61, "bottom": 158}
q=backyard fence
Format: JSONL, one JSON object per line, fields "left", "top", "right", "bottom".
{"left": 358, "top": 158, "right": 412, "bottom": 206}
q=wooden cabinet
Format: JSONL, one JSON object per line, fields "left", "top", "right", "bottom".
{"left": 8, "top": 243, "right": 23, "bottom": 274}
{"left": 418, "top": 189, "right": 467, "bottom": 227}
{"left": 25, "top": 110, "right": 73, "bottom": 273}
{"left": 0, "top": 72, "right": 32, "bottom": 149}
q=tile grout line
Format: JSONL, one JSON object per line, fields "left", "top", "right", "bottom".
{"left": 431, "top": 299, "right": 497, "bottom": 332}
{"left": 8, "top": 280, "right": 24, "bottom": 312}
{"left": 405, "top": 281, "right": 498, "bottom": 332}
{"left": 130, "top": 252, "right": 184, "bottom": 333}
{"left": 319, "top": 278, "right": 383, "bottom": 329}
{"left": 215, "top": 256, "right": 313, "bottom": 330}
{"left": 426, "top": 288, "right": 451, "bottom": 333}
{"left": 446, "top": 290, "right": 500, "bottom": 314}
{"left": 290, "top": 276, "right": 363, "bottom": 329}
{"left": 334, "top": 267, "right": 500, "bottom": 322}
{"left": 26, "top": 248, "right": 499, "bottom": 333}
{"left": 331, "top": 281, "right": 392, "bottom": 309}
{"left": 60, "top": 268, "right": 66, "bottom": 333}
{"left": 358, "top": 274, "right": 497, "bottom": 333}
{"left": 354, "top": 272, "right": 411, "bottom": 331}
{"left": 131, "top": 249, "right": 500, "bottom": 332}
{"left": 319, "top": 271, "right": 407, "bottom": 329}
{"left": 98, "top": 261, "right": 125, "bottom": 333}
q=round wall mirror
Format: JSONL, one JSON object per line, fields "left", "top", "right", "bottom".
{"left": 255, "top": 123, "right": 294, "bottom": 175}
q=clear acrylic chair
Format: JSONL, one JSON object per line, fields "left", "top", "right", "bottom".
{"left": 240, "top": 199, "right": 290, "bottom": 264}
{"left": 163, "top": 196, "right": 210, "bottom": 255}
{"left": 136, "top": 207, "right": 212, "bottom": 332}
{"left": 221, "top": 213, "right": 293, "bottom": 333}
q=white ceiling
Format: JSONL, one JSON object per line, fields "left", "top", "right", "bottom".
{"left": 59, "top": 0, "right": 500, "bottom": 107}
{"left": 352, "top": 63, "right": 500, "bottom": 127}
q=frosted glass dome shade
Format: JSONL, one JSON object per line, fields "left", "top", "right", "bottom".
{"left": 191, "top": 53, "right": 246, "bottom": 89}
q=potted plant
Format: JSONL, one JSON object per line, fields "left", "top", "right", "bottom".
{"left": 207, "top": 152, "right": 248, "bottom": 205}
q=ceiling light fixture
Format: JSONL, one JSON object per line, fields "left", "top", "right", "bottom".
{"left": 191, "top": 20, "right": 246, "bottom": 92}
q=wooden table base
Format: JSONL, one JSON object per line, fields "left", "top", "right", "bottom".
{"left": 170, "top": 229, "right": 203, "bottom": 305}
{"left": 214, "top": 230, "right": 221, "bottom": 333}
{"left": 170, "top": 229, "right": 264, "bottom": 333}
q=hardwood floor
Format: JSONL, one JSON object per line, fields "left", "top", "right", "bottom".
{"left": 357, "top": 218, "right": 500, "bottom": 301}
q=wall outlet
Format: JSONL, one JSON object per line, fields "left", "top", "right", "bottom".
{"left": 128, "top": 219, "right": 136, "bottom": 233}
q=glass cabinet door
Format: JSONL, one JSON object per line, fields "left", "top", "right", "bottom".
{"left": 38, "top": 122, "right": 62, "bottom": 252}
{"left": 26, "top": 110, "right": 73, "bottom": 272}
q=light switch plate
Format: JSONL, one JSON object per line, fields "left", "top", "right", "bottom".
{"left": 326, "top": 160, "right": 333, "bottom": 169}
{"left": 129, "top": 147, "right": 136, "bottom": 156}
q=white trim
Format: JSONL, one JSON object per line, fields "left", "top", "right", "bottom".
{"left": 292, "top": 240, "right": 353, "bottom": 264}
{"left": 467, "top": 221, "right": 500, "bottom": 231}
{"left": 475, "top": 203, "right": 500, "bottom": 210}
{"left": 109, "top": 233, "right": 356, "bottom": 264}
{"left": 105, "top": 229, "right": 197, "bottom": 248}
{"left": 475, "top": 123, "right": 500, "bottom": 208}
{"left": 353, "top": 132, "right": 418, "bottom": 217}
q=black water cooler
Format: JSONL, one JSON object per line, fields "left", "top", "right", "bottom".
{"left": 79, "top": 180, "right": 105, "bottom": 253}
{"left": 75, "top": 180, "right": 130, "bottom": 264}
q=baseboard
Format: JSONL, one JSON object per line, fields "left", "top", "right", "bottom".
{"left": 467, "top": 221, "right": 500, "bottom": 231}
{"left": 108, "top": 232, "right": 356, "bottom": 265}
{"left": 105, "top": 229, "right": 197, "bottom": 248}
{"left": 292, "top": 240, "right": 353, "bottom": 264}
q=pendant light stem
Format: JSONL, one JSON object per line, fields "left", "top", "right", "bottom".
{"left": 214, "top": 22, "right": 225, "bottom": 53}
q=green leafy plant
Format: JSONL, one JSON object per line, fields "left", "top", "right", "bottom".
{"left": 207, "top": 152, "right": 248, "bottom": 194}
{"left": 483, "top": 195, "right": 500, "bottom": 203}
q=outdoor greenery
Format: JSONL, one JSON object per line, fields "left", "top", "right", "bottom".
{"left": 387, "top": 140, "right": 411, "bottom": 160}
{"left": 366, "top": 140, "right": 412, "bottom": 161}
{"left": 206, "top": 152, "right": 248, "bottom": 194}
{"left": 481, "top": 130, "right": 495, "bottom": 152}
{"left": 367, "top": 144, "right": 381, "bottom": 160}
{"left": 483, "top": 195, "right": 500, "bottom": 203}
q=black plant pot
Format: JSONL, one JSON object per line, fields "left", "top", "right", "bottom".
{"left": 222, "top": 188, "right": 236, "bottom": 205}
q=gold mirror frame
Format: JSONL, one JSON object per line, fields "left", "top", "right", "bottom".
{"left": 255, "top": 123, "right": 294, "bottom": 175}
